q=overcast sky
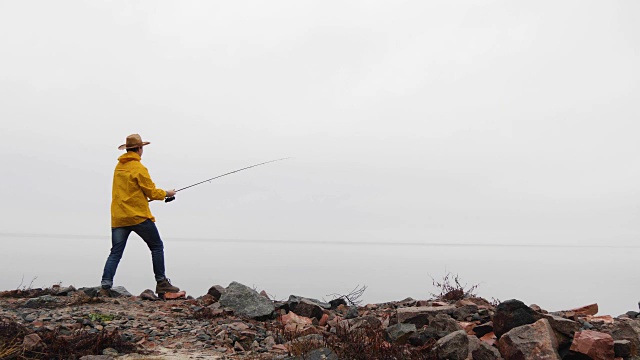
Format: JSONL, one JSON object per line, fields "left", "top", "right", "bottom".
{"left": 1, "top": 1, "right": 639, "bottom": 248}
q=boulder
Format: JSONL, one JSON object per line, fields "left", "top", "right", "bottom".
{"left": 497, "top": 318, "right": 561, "bottom": 360}
{"left": 453, "top": 304, "right": 479, "bottom": 321}
{"left": 569, "top": 330, "right": 614, "bottom": 359}
{"left": 473, "top": 322, "right": 494, "bottom": 338}
{"left": 434, "top": 330, "right": 469, "bottom": 360}
{"left": 397, "top": 305, "right": 456, "bottom": 328}
{"left": 207, "top": 285, "right": 226, "bottom": 301}
{"left": 614, "top": 339, "right": 632, "bottom": 358}
{"left": 542, "top": 313, "right": 580, "bottom": 348}
{"left": 492, "top": 299, "right": 541, "bottom": 338}
{"left": 289, "top": 297, "right": 326, "bottom": 320}
{"left": 219, "top": 282, "right": 275, "bottom": 319}
{"left": 430, "top": 313, "right": 463, "bottom": 333}
{"left": 384, "top": 323, "right": 416, "bottom": 344}
{"left": 605, "top": 319, "right": 640, "bottom": 356}
{"left": 467, "top": 335, "right": 503, "bottom": 360}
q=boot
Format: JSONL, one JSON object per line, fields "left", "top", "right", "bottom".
{"left": 156, "top": 278, "right": 180, "bottom": 295}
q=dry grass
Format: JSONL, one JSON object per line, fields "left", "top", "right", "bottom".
{"left": 430, "top": 272, "right": 478, "bottom": 302}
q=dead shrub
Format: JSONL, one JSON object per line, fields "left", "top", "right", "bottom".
{"left": 430, "top": 272, "right": 478, "bottom": 302}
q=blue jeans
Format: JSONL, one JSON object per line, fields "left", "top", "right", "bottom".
{"left": 101, "top": 219, "right": 166, "bottom": 289}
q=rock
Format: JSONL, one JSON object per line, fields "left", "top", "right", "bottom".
{"left": 569, "top": 330, "right": 614, "bottom": 359}
{"left": 384, "top": 323, "right": 416, "bottom": 344}
{"left": 102, "top": 348, "right": 118, "bottom": 356}
{"left": 219, "top": 282, "right": 275, "bottom": 319}
{"left": 605, "top": 319, "right": 640, "bottom": 356}
{"left": 345, "top": 306, "right": 359, "bottom": 319}
{"left": 285, "top": 347, "right": 338, "bottom": 360}
{"left": 434, "top": 330, "right": 469, "bottom": 360}
{"left": 473, "top": 322, "right": 494, "bottom": 338}
{"left": 79, "top": 356, "right": 113, "bottom": 360}
{"left": 430, "top": 313, "right": 463, "bottom": 333}
{"left": 79, "top": 286, "right": 131, "bottom": 298}
{"left": 234, "top": 341, "right": 245, "bottom": 352}
{"left": 492, "top": 299, "right": 541, "bottom": 338}
{"left": 24, "top": 295, "right": 63, "bottom": 308}
{"left": 207, "top": 285, "right": 226, "bottom": 301}
{"left": 290, "top": 298, "right": 325, "bottom": 320}
{"left": 614, "top": 339, "right": 632, "bottom": 358}
{"left": 567, "top": 303, "right": 599, "bottom": 316}
{"left": 497, "top": 318, "right": 561, "bottom": 360}
{"left": 396, "top": 305, "right": 456, "bottom": 327}
{"left": 408, "top": 327, "right": 448, "bottom": 346}
{"left": 139, "top": 289, "right": 159, "bottom": 301}
{"left": 22, "top": 333, "right": 42, "bottom": 350}
{"left": 453, "top": 304, "right": 479, "bottom": 321}
{"left": 163, "top": 291, "right": 186, "bottom": 300}
{"left": 52, "top": 285, "right": 76, "bottom": 296}
{"left": 542, "top": 313, "right": 580, "bottom": 348}
{"left": 468, "top": 335, "right": 503, "bottom": 360}
{"left": 329, "top": 298, "right": 347, "bottom": 309}
{"left": 473, "top": 343, "right": 504, "bottom": 360}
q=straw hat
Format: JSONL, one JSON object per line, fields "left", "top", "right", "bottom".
{"left": 118, "top": 134, "right": 151, "bottom": 150}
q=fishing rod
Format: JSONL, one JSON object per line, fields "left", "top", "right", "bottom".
{"left": 162, "top": 157, "right": 291, "bottom": 203}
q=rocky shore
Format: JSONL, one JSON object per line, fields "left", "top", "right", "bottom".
{"left": 1, "top": 281, "right": 639, "bottom": 359}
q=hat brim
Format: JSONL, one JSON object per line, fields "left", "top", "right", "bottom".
{"left": 118, "top": 141, "right": 150, "bottom": 150}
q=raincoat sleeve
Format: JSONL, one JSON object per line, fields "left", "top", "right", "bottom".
{"left": 136, "top": 165, "right": 167, "bottom": 201}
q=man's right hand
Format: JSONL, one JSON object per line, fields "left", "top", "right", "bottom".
{"left": 166, "top": 189, "right": 177, "bottom": 197}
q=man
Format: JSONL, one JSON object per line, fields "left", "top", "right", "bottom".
{"left": 101, "top": 134, "right": 180, "bottom": 296}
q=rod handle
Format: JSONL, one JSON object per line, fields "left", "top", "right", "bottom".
{"left": 165, "top": 196, "right": 175, "bottom": 203}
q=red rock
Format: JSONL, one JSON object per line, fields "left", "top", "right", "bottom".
{"left": 458, "top": 321, "right": 476, "bottom": 335}
{"left": 498, "top": 319, "right": 561, "bottom": 360}
{"left": 22, "top": 333, "right": 42, "bottom": 350}
{"left": 271, "top": 344, "right": 288, "bottom": 352}
{"left": 259, "top": 290, "right": 269, "bottom": 299}
{"left": 585, "top": 315, "right": 614, "bottom": 325}
{"left": 163, "top": 291, "right": 186, "bottom": 300}
{"left": 432, "top": 301, "right": 449, "bottom": 307}
{"left": 568, "top": 303, "right": 599, "bottom": 316}
{"left": 570, "top": 330, "right": 615, "bottom": 360}
{"left": 480, "top": 332, "right": 497, "bottom": 347}
{"left": 318, "top": 313, "right": 329, "bottom": 326}
{"left": 280, "top": 312, "right": 313, "bottom": 326}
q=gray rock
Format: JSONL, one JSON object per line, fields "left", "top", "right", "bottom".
{"left": 79, "top": 286, "right": 131, "bottom": 298}
{"left": 606, "top": 319, "right": 640, "bottom": 356}
{"left": 384, "top": 323, "right": 416, "bottom": 344}
{"left": 345, "top": 306, "right": 359, "bottom": 319}
{"left": 23, "top": 295, "right": 62, "bottom": 308}
{"left": 396, "top": 305, "right": 456, "bottom": 328}
{"left": 453, "top": 304, "right": 479, "bottom": 321}
{"left": 429, "top": 313, "right": 463, "bottom": 333}
{"left": 542, "top": 313, "right": 580, "bottom": 348}
{"left": 492, "top": 299, "right": 541, "bottom": 338}
{"left": 434, "top": 330, "right": 469, "bottom": 360}
{"left": 219, "top": 282, "right": 275, "bottom": 319}
{"left": 468, "top": 335, "right": 503, "bottom": 360}
{"left": 497, "top": 318, "right": 560, "bottom": 360}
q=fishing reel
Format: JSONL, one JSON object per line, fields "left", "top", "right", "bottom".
{"left": 165, "top": 196, "right": 175, "bottom": 203}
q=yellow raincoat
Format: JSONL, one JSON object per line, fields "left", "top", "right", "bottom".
{"left": 111, "top": 152, "right": 167, "bottom": 227}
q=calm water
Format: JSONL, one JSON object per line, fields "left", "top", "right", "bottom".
{"left": 2, "top": 235, "right": 638, "bottom": 317}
